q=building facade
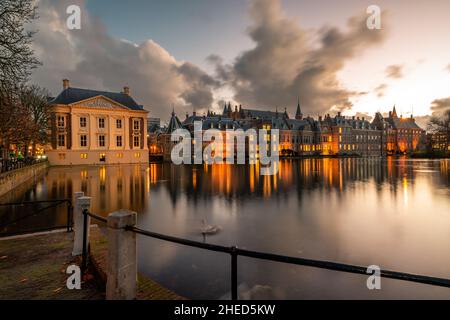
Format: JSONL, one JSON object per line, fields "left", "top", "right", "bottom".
{"left": 150, "top": 102, "right": 426, "bottom": 161}
{"left": 46, "top": 79, "right": 149, "bottom": 165}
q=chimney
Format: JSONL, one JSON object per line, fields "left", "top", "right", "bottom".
{"left": 337, "top": 111, "right": 341, "bottom": 117}
{"left": 123, "top": 86, "right": 130, "bottom": 95}
{"left": 63, "top": 79, "right": 70, "bottom": 90}
{"left": 193, "top": 111, "right": 196, "bottom": 117}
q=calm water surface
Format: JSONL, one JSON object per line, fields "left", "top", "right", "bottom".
{"left": 1, "top": 158, "right": 449, "bottom": 299}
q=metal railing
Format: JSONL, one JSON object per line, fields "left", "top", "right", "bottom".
{"left": 82, "top": 209, "right": 450, "bottom": 300}
{"left": 0, "top": 158, "right": 47, "bottom": 174}
{"left": 0, "top": 199, "right": 73, "bottom": 236}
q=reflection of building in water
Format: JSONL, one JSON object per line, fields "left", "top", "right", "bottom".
{"left": 149, "top": 102, "right": 425, "bottom": 160}
{"left": 46, "top": 165, "right": 148, "bottom": 215}
{"left": 46, "top": 79, "right": 149, "bottom": 165}
{"left": 147, "top": 158, "right": 432, "bottom": 206}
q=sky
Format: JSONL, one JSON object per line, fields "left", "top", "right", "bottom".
{"left": 30, "top": 0, "right": 450, "bottom": 126}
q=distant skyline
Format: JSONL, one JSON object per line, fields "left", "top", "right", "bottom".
{"left": 31, "top": 0, "right": 450, "bottom": 126}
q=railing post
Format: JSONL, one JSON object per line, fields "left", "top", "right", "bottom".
{"left": 106, "top": 209, "right": 137, "bottom": 300}
{"left": 72, "top": 195, "right": 91, "bottom": 257}
{"left": 66, "top": 200, "right": 73, "bottom": 232}
{"left": 231, "top": 246, "right": 238, "bottom": 300}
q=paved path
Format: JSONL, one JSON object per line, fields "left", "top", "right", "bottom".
{"left": 0, "top": 231, "right": 104, "bottom": 300}
{"left": 89, "top": 227, "right": 185, "bottom": 300}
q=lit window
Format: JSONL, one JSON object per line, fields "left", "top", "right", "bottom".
{"left": 80, "top": 153, "right": 88, "bottom": 159}
{"left": 116, "top": 136, "right": 122, "bottom": 147}
{"left": 80, "top": 117, "right": 87, "bottom": 128}
{"left": 116, "top": 119, "right": 122, "bottom": 129}
{"left": 99, "top": 135, "right": 105, "bottom": 147}
{"left": 57, "top": 134, "right": 65, "bottom": 147}
{"left": 98, "top": 118, "right": 105, "bottom": 128}
{"left": 57, "top": 116, "right": 65, "bottom": 128}
{"left": 117, "top": 153, "right": 123, "bottom": 158}
{"left": 99, "top": 153, "right": 106, "bottom": 162}
{"left": 133, "top": 136, "right": 140, "bottom": 147}
{"left": 80, "top": 135, "right": 87, "bottom": 147}
{"left": 133, "top": 120, "right": 140, "bottom": 130}
{"left": 134, "top": 152, "right": 141, "bottom": 158}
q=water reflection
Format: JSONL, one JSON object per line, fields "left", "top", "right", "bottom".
{"left": 0, "top": 158, "right": 449, "bottom": 299}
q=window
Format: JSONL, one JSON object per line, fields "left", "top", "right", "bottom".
{"left": 116, "top": 136, "right": 122, "bottom": 147}
{"left": 57, "top": 116, "right": 65, "bottom": 128}
{"left": 80, "top": 153, "right": 88, "bottom": 159}
{"left": 134, "top": 152, "right": 141, "bottom": 158}
{"left": 133, "top": 136, "right": 140, "bottom": 147}
{"left": 99, "top": 153, "right": 106, "bottom": 162}
{"left": 117, "top": 153, "right": 123, "bottom": 158}
{"left": 98, "top": 118, "right": 105, "bottom": 128}
{"left": 57, "top": 134, "right": 65, "bottom": 147}
{"left": 80, "top": 117, "right": 87, "bottom": 128}
{"left": 80, "top": 135, "right": 87, "bottom": 147}
{"left": 133, "top": 120, "right": 140, "bottom": 130}
{"left": 58, "top": 153, "right": 65, "bottom": 160}
{"left": 116, "top": 119, "right": 122, "bottom": 129}
{"left": 99, "top": 135, "right": 105, "bottom": 147}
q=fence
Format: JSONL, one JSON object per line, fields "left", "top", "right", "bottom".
{"left": 0, "top": 158, "right": 47, "bottom": 174}
{"left": 74, "top": 194, "right": 450, "bottom": 300}
{"left": 0, "top": 199, "right": 73, "bottom": 236}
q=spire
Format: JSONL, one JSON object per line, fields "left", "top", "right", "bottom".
{"left": 295, "top": 97, "right": 303, "bottom": 120}
{"left": 222, "top": 102, "right": 227, "bottom": 115}
{"left": 392, "top": 105, "right": 398, "bottom": 118}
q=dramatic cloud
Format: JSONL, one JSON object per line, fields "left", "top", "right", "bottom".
{"left": 30, "top": 0, "right": 218, "bottom": 118}
{"left": 415, "top": 97, "right": 450, "bottom": 128}
{"left": 430, "top": 97, "right": 450, "bottom": 114}
{"left": 375, "top": 83, "right": 387, "bottom": 98}
{"left": 209, "top": 0, "right": 386, "bottom": 115}
{"left": 385, "top": 64, "right": 403, "bottom": 79}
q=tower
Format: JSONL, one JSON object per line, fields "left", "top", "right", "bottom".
{"left": 295, "top": 97, "right": 303, "bottom": 120}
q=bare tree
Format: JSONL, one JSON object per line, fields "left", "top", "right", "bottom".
{"left": 0, "top": 0, "right": 40, "bottom": 88}
{"left": 19, "top": 85, "right": 50, "bottom": 156}
{"left": 427, "top": 110, "right": 450, "bottom": 134}
{"left": 0, "top": 0, "right": 40, "bottom": 158}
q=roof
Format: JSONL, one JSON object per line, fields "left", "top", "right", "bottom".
{"left": 386, "top": 117, "right": 422, "bottom": 130}
{"left": 242, "top": 109, "right": 287, "bottom": 120}
{"left": 50, "top": 87, "right": 144, "bottom": 111}
{"left": 166, "top": 112, "right": 183, "bottom": 133}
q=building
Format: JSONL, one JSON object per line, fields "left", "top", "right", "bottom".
{"left": 431, "top": 131, "right": 450, "bottom": 152}
{"left": 46, "top": 79, "right": 149, "bottom": 165}
{"left": 372, "top": 106, "right": 425, "bottom": 154}
{"left": 151, "top": 101, "right": 426, "bottom": 161}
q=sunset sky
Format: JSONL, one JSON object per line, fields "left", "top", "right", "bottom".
{"left": 31, "top": 0, "right": 450, "bottom": 126}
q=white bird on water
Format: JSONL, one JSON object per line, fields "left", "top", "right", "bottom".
{"left": 200, "top": 219, "right": 221, "bottom": 236}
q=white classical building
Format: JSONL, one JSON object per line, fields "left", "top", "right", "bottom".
{"left": 46, "top": 79, "right": 149, "bottom": 165}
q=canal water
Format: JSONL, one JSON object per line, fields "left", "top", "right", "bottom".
{"left": 1, "top": 158, "right": 449, "bottom": 299}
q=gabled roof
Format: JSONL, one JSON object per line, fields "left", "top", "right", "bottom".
{"left": 167, "top": 111, "right": 183, "bottom": 133}
{"left": 50, "top": 87, "right": 144, "bottom": 111}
